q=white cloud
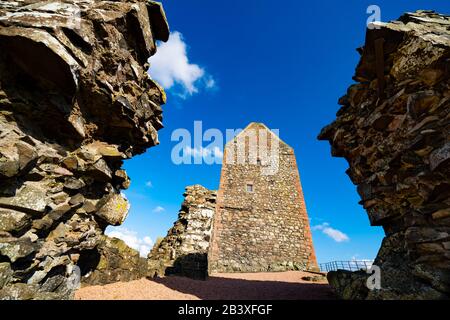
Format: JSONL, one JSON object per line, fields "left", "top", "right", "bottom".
{"left": 106, "top": 227, "right": 153, "bottom": 257}
{"left": 152, "top": 206, "right": 165, "bottom": 213}
{"left": 145, "top": 181, "right": 153, "bottom": 188}
{"left": 204, "top": 75, "right": 216, "bottom": 89}
{"left": 312, "top": 222, "right": 349, "bottom": 243}
{"left": 149, "top": 31, "right": 215, "bottom": 98}
{"left": 351, "top": 255, "right": 374, "bottom": 269}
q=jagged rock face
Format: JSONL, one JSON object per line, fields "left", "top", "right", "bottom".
{"left": 318, "top": 11, "right": 450, "bottom": 299}
{"left": 148, "top": 185, "right": 216, "bottom": 280}
{"left": 80, "top": 235, "right": 148, "bottom": 286}
{"left": 0, "top": 0, "right": 169, "bottom": 299}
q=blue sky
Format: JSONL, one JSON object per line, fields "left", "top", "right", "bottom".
{"left": 107, "top": 0, "right": 450, "bottom": 262}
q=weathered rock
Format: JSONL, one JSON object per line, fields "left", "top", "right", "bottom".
{"left": 47, "top": 203, "right": 71, "bottom": 221}
{"left": 79, "top": 142, "right": 125, "bottom": 160}
{"left": 63, "top": 177, "right": 85, "bottom": 190}
{"left": 429, "top": 142, "right": 450, "bottom": 171}
{"left": 0, "top": 283, "right": 39, "bottom": 300}
{"left": 0, "top": 263, "right": 12, "bottom": 289}
{"left": 0, "top": 281, "right": 72, "bottom": 300}
{"left": 32, "top": 216, "right": 53, "bottom": 231}
{"left": 0, "top": 209, "right": 30, "bottom": 233}
{"left": 88, "top": 159, "right": 113, "bottom": 181}
{"left": 69, "top": 193, "right": 85, "bottom": 207}
{"left": 327, "top": 270, "right": 369, "bottom": 300}
{"left": 318, "top": 11, "right": 450, "bottom": 299}
{"left": 0, "top": 0, "right": 169, "bottom": 299}
{"left": 0, "top": 183, "right": 48, "bottom": 213}
{"left": 114, "top": 170, "right": 130, "bottom": 189}
{"left": 95, "top": 193, "right": 130, "bottom": 226}
{"left": 81, "top": 235, "right": 147, "bottom": 286}
{"left": 0, "top": 238, "right": 39, "bottom": 263}
{"left": 148, "top": 185, "right": 217, "bottom": 280}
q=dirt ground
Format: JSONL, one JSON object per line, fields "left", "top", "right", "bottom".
{"left": 75, "top": 271, "right": 335, "bottom": 300}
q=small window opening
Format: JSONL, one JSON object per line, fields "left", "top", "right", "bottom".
{"left": 246, "top": 184, "right": 254, "bottom": 192}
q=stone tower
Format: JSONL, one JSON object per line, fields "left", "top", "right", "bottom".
{"left": 209, "top": 123, "right": 318, "bottom": 273}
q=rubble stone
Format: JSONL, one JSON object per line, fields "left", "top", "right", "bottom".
{"left": 0, "top": 0, "right": 169, "bottom": 299}
{"left": 319, "top": 11, "right": 450, "bottom": 299}
{"left": 81, "top": 235, "right": 148, "bottom": 286}
{"left": 148, "top": 185, "right": 216, "bottom": 280}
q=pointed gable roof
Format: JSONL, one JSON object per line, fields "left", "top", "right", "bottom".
{"left": 225, "top": 122, "right": 292, "bottom": 149}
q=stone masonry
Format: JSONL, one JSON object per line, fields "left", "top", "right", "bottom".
{"left": 148, "top": 185, "right": 216, "bottom": 280}
{"left": 319, "top": 11, "right": 450, "bottom": 299}
{"left": 80, "top": 235, "right": 148, "bottom": 286}
{"left": 209, "top": 122, "right": 318, "bottom": 273}
{"left": 0, "top": 0, "right": 169, "bottom": 299}
{"left": 148, "top": 123, "right": 318, "bottom": 278}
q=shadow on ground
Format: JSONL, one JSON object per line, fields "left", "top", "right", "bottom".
{"left": 151, "top": 275, "right": 336, "bottom": 300}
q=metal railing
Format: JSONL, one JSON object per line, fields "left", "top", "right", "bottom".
{"left": 319, "top": 260, "right": 373, "bottom": 272}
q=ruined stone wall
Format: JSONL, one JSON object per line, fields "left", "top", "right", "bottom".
{"left": 209, "top": 123, "right": 318, "bottom": 273}
{"left": 319, "top": 11, "right": 449, "bottom": 299}
{"left": 81, "top": 235, "right": 148, "bottom": 286}
{"left": 148, "top": 185, "right": 216, "bottom": 280}
{"left": 0, "top": 0, "right": 169, "bottom": 299}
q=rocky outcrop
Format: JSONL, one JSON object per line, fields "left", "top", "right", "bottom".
{"left": 0, "top": 0, "right": 169, "bottom": 299}
{"left": 81, "top": 235, "right": 148, "bottom": 286}
{"left": 148, "top": 185, "right": 216, "bottom": 280}
{"left": 319, "top": 11, "right": 449, "bottom": 299}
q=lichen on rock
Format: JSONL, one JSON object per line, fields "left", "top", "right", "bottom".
{"left": 0, "top": 0, "right": 169, "bottom": 300}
